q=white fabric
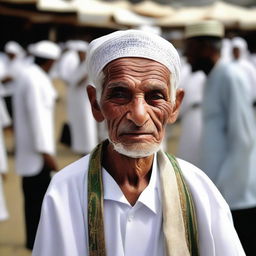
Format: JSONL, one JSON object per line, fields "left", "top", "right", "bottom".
{"left": 103, "top": 155, "right": 164, "bottom": 256}
{"left": 13, "top": 63, "right": 57, "bottom": 176}
{"left": 57, "top": 50, "right": 97, "bottom": 153}
{"left": 29, "top": 41, "right": 61, "bottom": 60}
{"left": 86, "top": 29, "right": 181, "bottom": 90}
{"left": 1, "top": 54, "right": 28, "bottom": 97}
{"left": 4, "top": 41, "right": 25, "bottom": 57}
{"left": 0, "top": 53, "right": 8, "bottom": 80}
{"left": 0, "top": 97, "right": 10, "bottom": 173}
{"left": 65, "top": 40, "right": 89, "bottom": 52}
{"left": 66, "top": 60, "right": 98, "bottom": 154}
{"left": 0, "top": 97, "right": 9, "bottom": 221}
{"left": 232, "top": 37, "right": 256, "bottom": 103}
{"left": 221, "top": 38, "right": 232, "bottom": 62}
{"left": 232, "top": 37, "right": 249, "bottom": 59}
{"left": 177, "top": 63, "right": 205, "bottom": 167}
{"left": 251, "top": 53, "right": 256, "bottom": 69}
{"left": 199, "top": 60, "right": 256, "bottom": 210}
{"left": 56, "top": 50, "right": 80, "bottom": 83}
{"left": 32, "top": 154, "right": 245, "bottom": 256}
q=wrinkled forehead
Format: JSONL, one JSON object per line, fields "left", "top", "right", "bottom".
{"left": 103, "top": 57, "right": 171, "bottom": 83}
{"left": 103, "top": 57, "right": 170, "bottom": 73}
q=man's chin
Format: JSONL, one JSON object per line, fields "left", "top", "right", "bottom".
{"left": 110, "top": 140, "right": 161, "bottom": 158}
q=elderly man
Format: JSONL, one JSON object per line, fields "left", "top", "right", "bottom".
{"left": 32, "top": 30, "right": 244, "bottom": 256}
{"left": 13, "top": 40, "right": 60, "bottom": 250}
{"left": 185, "top": 21, "right": 256, "bottom": 255}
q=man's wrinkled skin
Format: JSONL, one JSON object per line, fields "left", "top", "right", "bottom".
{"left": 87, "top": 57, "right": 184, "bottom": 205}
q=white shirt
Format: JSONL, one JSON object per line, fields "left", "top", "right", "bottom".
{"left": 0, "top": 96, "right": 10, "bottom": 173}
{"left": 13, "top": 63, "right": 56, "bottom": 176}
{"left": 32, "top": 154, "right": 245, "bottom": 256}
{"left": 177, "top": 65, "right": 205, "bottom": 167}
{"left": 103, "top": 156, "right": 164, "bottom": 256}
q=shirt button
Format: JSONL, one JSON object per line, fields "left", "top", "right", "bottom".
{"left": 128, "top": 215, "right": 134, "bottom": 222}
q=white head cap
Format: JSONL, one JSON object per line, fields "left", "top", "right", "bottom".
{"left": 65, "top": 40, "right": 89, "bottom": 52}
{"left": 185, "top": 20, "right": 224, "bottom": 39}
{"left": 86, "top": 29, "right": 181, "bottom": 100}
{"left": 4, "top": 41, "right": 25, "bottom": 57}
{"left": 29, "top": 40, "right": 61, "bottom": 60}
{"left": 232, "top": 37, "right": 248, "bottom": 59}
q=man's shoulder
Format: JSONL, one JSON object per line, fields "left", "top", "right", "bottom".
{"left": 176, "top": 158, "right": 230, "bottom": 210}
{"left": 50, "top": 154, "right": 90, "bottom": 188}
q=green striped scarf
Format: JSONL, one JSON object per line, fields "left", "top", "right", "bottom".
{"left": 87, "top": 141, "right": 199, "bottom": 256}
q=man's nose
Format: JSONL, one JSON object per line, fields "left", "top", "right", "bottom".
{"left": 126, "top": 97, "right": 149, "bottom": 126}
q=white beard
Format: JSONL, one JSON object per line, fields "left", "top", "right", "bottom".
{"left": 109, "top": 138, "right": 161, "bottom": 158}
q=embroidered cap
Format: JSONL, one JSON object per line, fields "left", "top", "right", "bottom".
{"left": 86, "top": 29, "right": 181, "bottom": 90}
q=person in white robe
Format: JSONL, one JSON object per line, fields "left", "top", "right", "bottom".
{"left": 33, "top": 30, "right": 245, "bottom": 256}
{"left": 58, "top": 40, "right": 98, "bottom": 154}
{"left": 1, "top": 42, "right": 27, "bottom": 121}
{"left": 13, "top": 40, "right": 60, "bottom": 250}
{"left": 231, "top": 37, "right": 256, "bottom": 107}
{"left": 177, "top": 61, "right": 205, "bottom": 166}
{"left": 0, "top": 91, "right": 11, "bottom": 221}
{"left": 185, "top": 20, "right": 256, "bottom": 255}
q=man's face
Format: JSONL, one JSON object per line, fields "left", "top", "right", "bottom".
{"left": 185, "top": 38, "right": 213, "bottom": 73}
{"left": 96, "top": 57, "right": 180, "bottom": 157}
{"left": 232, "top": 47, "right": 240, "bottom": 60}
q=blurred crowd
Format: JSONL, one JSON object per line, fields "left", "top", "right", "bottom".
{"left": 0, "top": 29, "right": 256, "bottom": 253}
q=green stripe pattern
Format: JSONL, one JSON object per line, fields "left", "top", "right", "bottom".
{"left": 165, "top": 153, "right": 200, "bottom": 256}
{"left": 88, "top": 142, "right": 106, "bottom": 256}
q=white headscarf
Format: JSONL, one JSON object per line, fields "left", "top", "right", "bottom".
{"left": 4, "top": 41, "right": 25, "bottom": 58}
{"left": 232, "top": 37, "right": 249, "bottom": 60}
{"left": 29, "top": 40, "right": 61, "bottom": 60}
{"left": 65, "top": 40, "right": 89, "bottom": 52}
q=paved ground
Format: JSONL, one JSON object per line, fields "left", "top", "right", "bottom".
{"left": 0, "top": 80, "right": 180, "bottom": 256}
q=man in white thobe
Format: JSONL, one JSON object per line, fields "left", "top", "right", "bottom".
{"left": 185, "top": 20, "right": 256, "bottom": 255}
{"left": 0, "top": 89, "right": 11, "bottom": 221}
{"left": 13, "top": 41, "right": 60, "bottom": 250}
{"left": 231, "top": 37, "right": 256, "bottom": 108}
{"left": 58, "top": 40, "right": 98, "bottom": 154}
{"left": 177, "top": 60, "right": 205, "bottom": 166}
{"left": 33, "top": 30, "right": 244, "bottom": 256}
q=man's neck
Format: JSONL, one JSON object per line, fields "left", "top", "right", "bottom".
{"left": 102, "top": 143, "right": 154, "bottom": 205}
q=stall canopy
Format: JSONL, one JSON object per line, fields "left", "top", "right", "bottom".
{"left": 34, "top": 0, "right": 256, "bottom": 29}
{"left": 0, "top": 0, "right": 256, "bottom": 30}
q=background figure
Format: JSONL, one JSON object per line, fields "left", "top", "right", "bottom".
{"left": 59, "top": 40, "right": 98, "bottom": 155}
{"left": 0, "top": 92, "right": 11, "bottom": 221}
{"left": 177, "top": 60, "right": 205, "bottom": 166}
{"left": 13, "top": 41, "right": 60, "bottom": 250}
{"left": 231, "top": 37, "right": 256, "bottom": 108}
{"left": 185, "top": 20, "right": 256, "bottom": 255}
{"left": 221, "top": 38, "right": 232, "bottom": 62}
{"left": 1, "top": 41, "right": 27, "bottom": 119}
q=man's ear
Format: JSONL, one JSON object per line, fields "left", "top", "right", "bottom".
{"left": 168, "top": 88, "right": 184, "bottom": 124}
{"left": 87, "top": 85, "right": 105, "bottom": 122}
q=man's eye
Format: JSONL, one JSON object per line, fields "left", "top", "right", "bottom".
{"left": 146, "top": 91, "right": 166, "bottom": 102}
{"left": 111, "top": 91, "right": 127, "bottom": 98}
{"left": 107, "top": 87, "right": 131, "bottom": 102}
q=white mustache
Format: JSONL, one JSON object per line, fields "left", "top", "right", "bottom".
{"left": 117, "top": 122, "right": 156, "bottom": 135}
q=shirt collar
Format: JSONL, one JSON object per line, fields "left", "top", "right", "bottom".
{"left": 102, "top": 154, "right": 161, "bottom": 214}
